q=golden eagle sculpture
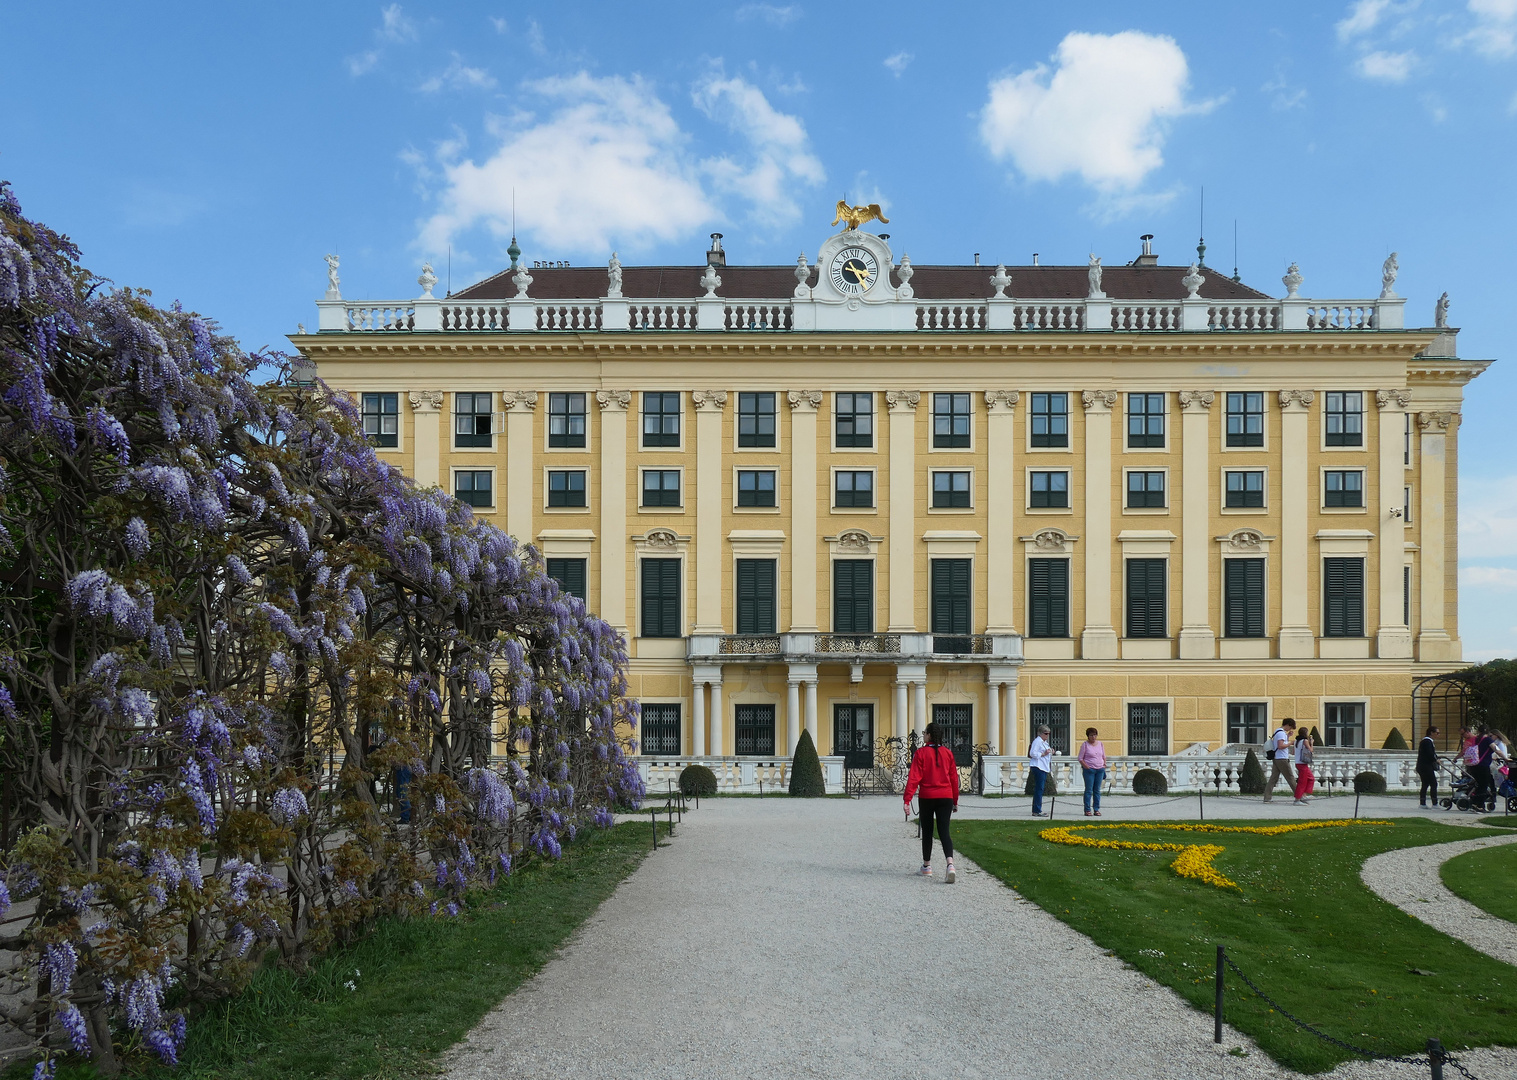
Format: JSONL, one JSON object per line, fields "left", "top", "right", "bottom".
{"left": 831, "top": 200, "right": 889, "bottom": 231}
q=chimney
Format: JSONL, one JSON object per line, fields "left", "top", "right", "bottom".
{"left": 707, "top": 233, "right": 725, "bottom": 267}
{"left": 1033, "top": 253, "right": 1039, "bottom": 266}
{"left": 1135, "top": 234, "right": 1158, "bottom": 267}
{"left": 974, "top": 253, "right": 981, "bottom": 266}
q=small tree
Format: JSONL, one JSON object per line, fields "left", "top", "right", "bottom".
{"left": 1238, "top": 749, "right": 1267, "bottom": 794}
{"left": 1382, "top": 727, "right": 1409, "bottom": 750}
{"left": 789, "top": 730, "right": 825, "bottom": 796}
{"left": 678, "top": 763, "right": 717, "bottom": 796}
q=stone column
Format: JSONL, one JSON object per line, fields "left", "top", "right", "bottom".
{"left": 1004, "top": 678, "right": 1019, "bottom": 758}
{"left": 804, "top": 679, "right": 818, "bottom": 747}
{"left": 692, "top": 390, "right": 727, "bottom": 634}
{"left": 596, "top": 391, "right": 631, "bottom": 635}
{"left": 788, "top": 391, "right": 822, "bottom": 631}
{"left": 913, "top": 680, "right": 928, "bottom": 734}
{"left": 1377, "top": 391, "right": 1414, "bottom": 658}
{"left": 408, "top": 391, "right": 443, "bottom": 489}
{"left": 709, "top": 677, "right": 724, "bottom": 757}
{"left": 692, "top": 680, "right": 706, "bottom": 757}
{"left": 985, "top": 391, "right": 1020, "bottom": 633}
{"left": 987, "top": 676, "right": 1001, "bottom": 754}
{"left": 1418, "top": 411, "right": 1455, "bottom": 660}
{"left": 1177, "top": 390, "right": 1216, "bottom": 659}
{"left": 1080, "top": 391, "right": 1119, "bottom": 658}
{"left": 893, "top": 680, "right": 908, "bottom": 740}
{"left": 787, "top": 677, "right": 801, "bottom": 755}
{"left": 886, "top": 391, "right": 920, "bottom": 631}
{"left": 503, "top": 390, "right": 537, "bottom": 543}
{"left": 1278, "top": 390, "right": 1315, "bottom": 658}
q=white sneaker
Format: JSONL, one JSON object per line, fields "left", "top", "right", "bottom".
{"left": 945, "top": 863, "right": 958, "bottom": 884}
{"left": 917, "top": 864, "right": 933, "bottom": 877}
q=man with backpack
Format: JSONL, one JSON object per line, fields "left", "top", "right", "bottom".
{"left": 1262, "top": 718, "right": 1297, "bottom": 803}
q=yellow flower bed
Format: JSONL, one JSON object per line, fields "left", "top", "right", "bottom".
{"left": 1038, "top": 819, "right": 1394, "bottom": 890}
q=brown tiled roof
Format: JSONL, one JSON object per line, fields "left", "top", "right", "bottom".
{"left": 452, "top": 264, "right": 1274, "bottom": 303}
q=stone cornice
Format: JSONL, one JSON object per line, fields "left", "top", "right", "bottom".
{"left": 1407, "top": 358, "right": 1493, "bottom": 386}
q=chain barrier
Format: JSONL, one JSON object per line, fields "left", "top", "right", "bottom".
{"left": 1219, "top": 951, "right": 1480, "bottom": 1079}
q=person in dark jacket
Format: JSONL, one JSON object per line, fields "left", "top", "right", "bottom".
{"left": 1416, "top": 726, "right": 1440, "bottom": 808}
{"left": 904, "top": 721, "right": 960, "bottom": 882}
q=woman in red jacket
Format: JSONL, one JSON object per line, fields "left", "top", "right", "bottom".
{"left": 904, "top": 722, "right": 960, "bottom": 882}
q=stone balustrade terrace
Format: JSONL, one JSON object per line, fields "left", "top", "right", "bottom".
{"left": 687, "top": 632, "right": 1022, "bottom": 663}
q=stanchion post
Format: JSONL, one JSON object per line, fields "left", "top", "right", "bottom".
{"left": 1427, "top": 1037, "right": 1445, "bottom": 1080}
{"left": 1354, "top": 791, "right": 1361, "bottom": 820}
{"left": 650, "top": 807, "right": 657, "bottom": 851}
{"left": 1199, "top": 787, "right": 1205, "bottom": 822}
{"left": 667, "top": 802, "right": 674, "bottom": 837}
{"left": 1214, "top": 945, "right": 1224, "bottom": 1043}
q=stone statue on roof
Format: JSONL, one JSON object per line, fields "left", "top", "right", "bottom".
{"left": 323, "top": 254, "right": 341, "bottom": 299}
{"left": 418, "top": 262, "right": 437, "bottom": 298}
{"left": 1181, "top": 262, "right": 1205, "bottom": 299}
{"left": 1087, "top": 254, "right": 1105, "bottom": 300}
{"left": 1435, "top": 291, "right": 1449, "bottom": 328}
{"left": 607, "top": 252, "right": 623, "bottom": 298}
{"left": 1380, "top": 252, "right": 1399, "bottom": 299}
{"left": 511, "top": 262, "right": 533, "bottom": 298}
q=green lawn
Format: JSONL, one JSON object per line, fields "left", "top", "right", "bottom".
{"left": 954, "top": 818, "right": 1517, "bottom": 1074}
{"left": 26, "top": 821, "right": 661, "bottom": 1080}
{"left": 1479, "top": 815, "right": 1517, "bottom": 828}
{"left": 1442, "top": 840, "right": 1517, "bottom": 925}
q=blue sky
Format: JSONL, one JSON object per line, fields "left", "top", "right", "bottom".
{"left": 3, "top": 0, "right": 1515, "bottom": 658}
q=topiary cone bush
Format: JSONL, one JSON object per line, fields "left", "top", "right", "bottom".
{"left": 1238, "top": 749, "right": 1267, "bottom": 795}
{"left": 1132, "top": 768, "right": 1168, "bottom": 796}
{"left": 679, "top": 763, "right": 717, "bottom": 797}
{"left": 1023, "top": 771, "right": 1058, "bottom": 797}
{"left": 1382, "top": 727, "right": 1409, "bottom": 750}
{"left": 1309, "top": 726, "right": 1322, "bottom": 744}
{"left": 789, "top": 729, "right": 826, "bottom": 796}
{"left": 1354, "top": 771, "right": 1388, "bottom": 795}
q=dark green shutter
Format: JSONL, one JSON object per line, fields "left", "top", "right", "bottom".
{"left": 1324, "top": 557, "right": 1364, "bottom": 637}
{"left": 735, "top": 559, "right": 776, "bottom": 634}
{"left": 546, "top": 557, "right": 587, "bottom": 601}
{"left": 1224, "top": 558, "right": 1264, "bottom": 638}
{"left": 833, "top": 561, "right": 873, "bottom": 633}
{"left": 1028, "top": 558, "right": 1069, "bottom": 638}
{"left": 931, "top": 559, "right": 972, "bottom": 635}
{"left": 641, "top": 559, "right": 680, "bottom": 638}
{"left": 1126, "top": 559, "right": 1166, "bottom": 638}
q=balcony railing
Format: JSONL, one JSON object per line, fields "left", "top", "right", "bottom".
{"left": 687, "top": 632, "right": 1021, "bottom": 663}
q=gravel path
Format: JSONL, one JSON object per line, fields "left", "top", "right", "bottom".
{"left": 1360, "top": 831, "right": 1517, "bottom": 966}
{"left": 443, "top": 799, "right": 1516, "bottom": 1080}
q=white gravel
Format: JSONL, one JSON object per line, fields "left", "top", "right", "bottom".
{"left": 1361, "top": 831, "right": 1517, "bottom": 966}
{"left": 442, "top": 799, "right": 1516, "bottom": 1080}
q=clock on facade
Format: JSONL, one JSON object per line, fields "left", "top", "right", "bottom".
{"left": 829, "top": 246, "right": 879, "bottom": 296}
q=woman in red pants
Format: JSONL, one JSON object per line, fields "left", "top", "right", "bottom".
{"left": 1292, "top": 728, "right": 1315, "bottom": 804}
{"left": 904, "top": 721, "right": 960, "bottom": 882}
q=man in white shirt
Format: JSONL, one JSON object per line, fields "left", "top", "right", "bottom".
{"left": 1263, "top": 718, "right": 1297, "bottom": 803}
{"left": 1029, "top": 724, "right": 1054, "bottom": 817}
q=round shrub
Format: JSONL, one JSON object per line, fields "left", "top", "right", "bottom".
{"left": 1354, "top": 771, "right": 1387, "bottom": 795}
{"left": 1023, "top": 772, "right": 1058, "bottom": 797}
{"left": 1238, "top": 748, "right": 1267, "bottom": 795}
{"left": 1132, "top": 768, "right": 1168, "bottom": 796}
{"left": 789, "top": 729, "right": 826, "bottom": 797}
{"left": 679, "top": 763, "right": 717, "bottom": 797}
{"left": 1382, "top": 727, "right": 1409, "bottom": 751}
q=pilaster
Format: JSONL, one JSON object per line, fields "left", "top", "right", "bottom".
{"left": 788, "top": 391, "right": 821, "bottom": 632}
{"left": 886, "top": 391, "right": 920, "bottom": 631}
{"left": 1417, "top": 411, "right": 1457, "bottom": 660}
{"left": 1079, "top": 391, "right": 1119, "bottom": 659}
{"left": 595, "top": 390, "right": 630, "bottom": 633}
{"left": 1177, "top": 390, "right": 1216, "bottom": 659}
{"left": 693, "top": 390, "right": 727, "bottom": 634}
{"left": 408, "top": 390, "right": 443, "bottom": 490}
{"left": 985, "top": 390, "right": 1019, "bottom": 634}
{"left": 1278, "top": 390, "right": 1315, "bottom": 658}
{"left": 1376, "top": 391, "right": 1413, "bottom": 658}
{"left": 502, "top": 390, "right": 537, "bottom": 543}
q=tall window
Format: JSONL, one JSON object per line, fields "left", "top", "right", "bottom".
{"left": 640, "top": 559, "right": 681, "bottom": 638}
{"left": 454, "top": 392, "right": 494, "bottom": 448}
{"left": 735, "top": 559, "right": 777, "bottom": 635}
{"left": 1128, "top": 702, "right": 1168, "bottom": 756}
{"left": 735, "top": 704, "right": 775, "bottom": 756}
{"left": 1225, "top": 470, "right": 1265, "bottom": 508}
{"left": 545, "top": 557, "right": 586, "bottom": 601}
{"left": 1323, "top": 557, "right": 1365, "bottom": 637}
{"left": 931, "top": 559, "right": 972, "bottom": 651}
{"left": 1126, "top": 471, "right": 1166, "bottom": 508}
{"left": 932, "top": 703, "right": 974, "bottom": 766}
{"left": 1324, "top": 702, "right": 1365, "bottom": 748}
{"left": 932, "top": 470, "right": 971, "bottom": 508}
{"left": 737, "top": 392, "right": 776, "bottom": 448}
{"left": 1226, "top": 392, "right": 1264, "bottom": 447}
{"left": 1404, "top": 564, "right": 1411, "bottom": 626}
{"left": 1227, "top": 703, "right": 1266, "bottom": 745}
{"left": 1125, "top": 559, "right": 1167, "bottom": 638}
{"left": 454, "top": 470, "right": 492, "bottom": 508}
{"left": 1224, "top": 558, "right": 1265, "bottom": 638}
{"left": 1325, "top": 391, "right": 1363, "bottom": 447}
{"left": 833, "top": 704, "right": 874, "bottom": 768}
{"left": 642, "top": 392, "right": 681, "bottom": 447}
{"left": 834, "top": 470, "right": 874, "bottom": 508}
{"left": 641, "top": 470, "right": 680, "bottom": 507}
{"left": 833, "top": 560, "right": 874, "bottom": 633}
{"left": 1031, "top": 703, "right": 1070, "bottom": 754}
{"left": 1127, "top": 393, "right": 1165, "bottom": 448}
{"left": 548, "top": 470, "right": 586, "bottom": 507}
{"left": 362, "top": 393, "right": 398, "bottom": 447}
{"left": 932, "top": 393, "right": 971, "bottom": 448}
{"left": 835, "top": 392, "right": 873, "bottom": 448}
{"left": 1324, "top": 470, "right": 1363, "bottom": 508}
{"left": 1028, "top": 558, "right": 1069, "bottom": 638}
{"left": 1404, "top": 412, "right": 1412, "bottom": 465}
{"left": 1030, "top": 471, "right": 1069, "bottom": 508}
{"left": 1403, "top": 486, "right": 1413, "bottom": 523}
{"left": 737, "top": 470, "right": 776, "bottom": 507}
{"left": 548, "top": 392, "right": 586, "bottom": 447}
{"left": 640, "top": 703, "right": 681, "bottom": 756}
{"left": 1030, "top": 392, "right": 1068, "bottom": 448}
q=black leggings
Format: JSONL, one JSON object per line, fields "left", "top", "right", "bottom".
{"left": 1418, "top": 768, "right": 1439, "bottom": 806}
{"left": 920, "top": 798, "right": 954, "bottom": 862}
{"left": 1471, "top": 764, "right": 1496, "bottom": 808}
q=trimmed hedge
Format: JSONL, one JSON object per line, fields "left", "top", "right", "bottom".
{"left": 1354, "top": 771, "right": 1387, "bottom": 795}
{"left": 1132, "top": 768, "right": 1168, "bottom": 796}
{"left": 1238, "top": 748, "right": 1267, "bottom": 795}
{"left": 678, "top": 763, "right": 717, "bottom": 797}
{"left": 1382, "top": 727, "right": 1409, "bottom": 750}
{"left": 1023, "top": 771, "right": 1058, "bottom": 797}
{"left": 1309, "top": 726, "right": 1322, "bottom": 745}
{"left": 789, "top": 729, "right": 826, "bottom": 796}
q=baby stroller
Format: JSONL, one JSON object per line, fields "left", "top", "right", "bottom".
{"left": 1438, "top": 758, "right": 1484, "bottom": 813}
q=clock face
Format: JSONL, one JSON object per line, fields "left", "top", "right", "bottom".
{"left": 829, "top": 246, "right": 879, "bottom": 296}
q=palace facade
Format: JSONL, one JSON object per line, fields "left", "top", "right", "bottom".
{"left": 293, "top": 225, "right": 1487, "bottom": 768}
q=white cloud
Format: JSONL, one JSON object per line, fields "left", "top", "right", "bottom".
{"left": 1461, "top": 566, "right": 1517, "bottom": 589}
{"left": 417, "top": 74, "right": 715, "bottom": 256}
{"left": 348, "top": 50, "right": 381, "bottom": 77}
{"left": 978, "top": 31, "right": 1206, "bottom": 196}
{"left": 1262, "top": 73, "right": 1308, "bottom": 110}
{"left": 1338, "top": 0, "right": 1392, "bottom": 40}
{"left": 527, "top": 19, "right": 546, "bottom": 56}
{"left": 380, "top": 3, "right": 417, "bottom": 42}
{"left": 1461, "top": 475, "right": 1517, "bottom": 557}
{"left": 884, "top": 51, "right": 913, "bottom": 76}
{"left": 737, "top": 4, "right": 800, "bottom": 26}
{"left": 1463, "top": 0, "right": 1517, "bottom": 57}
{"left": 692, "top": 71, "right": 824, "bottom": 227}
{"left": 490, "top": 16, "right": 508, "bottom": 34}
{"left": 1356, "top": 49, "right": 1416, "bottom": 80}
{"left": 420, "top": 54, "right": 497, "bottom": 93}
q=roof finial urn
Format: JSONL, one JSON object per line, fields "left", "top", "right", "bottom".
{"left": 511, "top": 261, "right": 533, "bottom": 299}
{"left": 418, "top": 262, "right": 437, "bottom": 298}
{"left": 989, "top": 264, "right": 1011, "bottom": 299}
{"left": 794, "top": 254, "right": 811, "bottom": 298}
{"left": 1282, "top": 262, "right": 1303, "bottom": 299}
{"left": 1181, "top": 262, "right": 1205, "bottom": 299}
{"left": 700, "top": 263, "right": 721, "bottom": 298}
{"left": 895, "top": 255, "right": 914, "bottom": 300}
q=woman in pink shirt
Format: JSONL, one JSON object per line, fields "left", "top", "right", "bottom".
{"left": 1078, "top": 727, "right": 1107, "bottom": 817}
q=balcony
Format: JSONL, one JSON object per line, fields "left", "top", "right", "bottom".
{"left": 687, "top": 632, "right": 1022, "bottom": 664}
